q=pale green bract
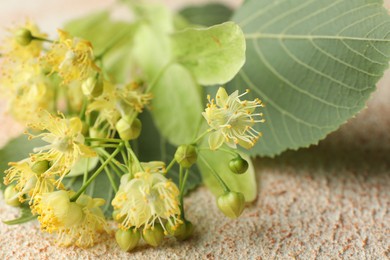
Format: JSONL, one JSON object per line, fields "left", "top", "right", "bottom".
{"left": 230, "top": 0, "right": 390, "bottom": 156}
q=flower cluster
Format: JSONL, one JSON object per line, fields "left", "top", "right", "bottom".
{"left": 1, "top": 13, "right": 264, "bottom": 252}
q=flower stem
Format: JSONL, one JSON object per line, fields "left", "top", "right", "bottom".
{"left": 199, "top": 155, "right": 230, "bottom": 193}
{"left": 165, "top": 158, "right": 176, "bottom": 173}
{"left": 193, "top": 130, "right": 210, "bottom": 144}
{"left": 98, "top": 158, "right": 118, "bottom": 193}
{"left": 125, "top": 141, "right": 144, "bottom": 171}
{"left": 70, "top": 142, "right": 123, "bottom": 202}
{"left": 85, "top": 137, "right": 122, "bottom": 143}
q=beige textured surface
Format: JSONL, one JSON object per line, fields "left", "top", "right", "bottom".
{"left": 1, "top": 1, "right": 390, "bottom": 259}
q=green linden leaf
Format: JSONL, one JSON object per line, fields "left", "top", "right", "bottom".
{"left": 151, "top": 64, "right": 203, "bottom": 145}
{"left": 179, "top": 3, "right": 233, "bottom": 27}
{"left": 171, "top": 21, "right": 246, "bottom": 85}
{"left": 197, "top": 147, "right": 257, "bottom": 202}
{"left": 230, "top": 0, "right": 390, "bottom": 157}
{"left": 2, "top": 206, "right": 36, "bottom": 225}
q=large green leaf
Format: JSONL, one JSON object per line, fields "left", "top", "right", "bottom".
{"left": 179, "top": 3, "right": 233, "bottom": 27}
{"left": 172, "top": 22, "right": 246, "bottom": 85}
{"left": 230, "top": 0, "right": 390, "bottom": 156}
{"left": 151, "top": 64, "right": 203, "bottom": 145}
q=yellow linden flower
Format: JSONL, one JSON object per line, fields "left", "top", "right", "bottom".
{"left": 112, "top": 172, "right": 181, "bottom": 230}
{"left": 28, "top": 111, "right": 96, "bottom": 182}
{"left": 202, "top": 87, "right": 265, "bottom": 150}
{"left": 3, "top": 159, "right": 57, "bottom": 203}
{"left": 45, "top": 29, "right": 99, "bottom": 84}
{"left": 32, "top": 190, "right": 107, "bottom": 248}
{"left": 2, "top": 60, "right": 54, "bottom": 124}
{"left": 87, "top": 81, "right": 152, "bottom": 130}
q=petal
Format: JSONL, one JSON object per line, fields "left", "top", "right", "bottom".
{"left": 216, "top": 87, "right": 228, "bottom": 107}
{"left": 208, "top": 131, "right": 225, "bottom": 150}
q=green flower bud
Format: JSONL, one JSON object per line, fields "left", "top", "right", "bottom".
{"left": 217, "top": 191, "right": 245, "bottom": 219}
{"left": 4, "top": 185, "right": 21, "bottom": 207}
{"left": 142, "top": 224, "right": 164, "bottom": 247}
{"left": 116, "top": 118, "right": 142, "bottom": 141}
{"left": 81, "top": 76, "right": 103, "bottom": 97}
{"left": 15, "top": 28, "right": 33, "bottom": 46}
{"left": 112, "top": 210, "right": 126, "bottom": 223}
{"left": 174, "top": 144, "right": 197, "bottom": 168}
{"left": 175, "top": 220, "right": 194, "bottom": 241}
{"left": 229, "top": 156, "right": 249, "bottom": 174}
{"left": 165, "top": 220, "right": 186, "bottom": 238}
{"left": 115, "top": 228, "right": 140, "bottom": 252}
{"left": 31, "top": 160, "right": 50, "bottom": 175}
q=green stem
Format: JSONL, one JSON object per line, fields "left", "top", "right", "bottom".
{"left": 85, "top": 137, "right": 122, "bottom": 143}
{"left": 178, "top": 166, "right": 185, "bottom": 219}
{"left": 79, "top": 97, "right": 88, "bottom": 120}
{"left": 90, "top": 144, "right": 119, "bottom": 149}
{"left": 193, "top": 130, "right": 210, "bottom": 144}
{"left": 165, "top": 158, "right": 176, "bottom": 173}
{"left": 108, "top": 161, "right": 124, "bottom": 179}
{"left": 99, "top": 158, "right": 118, "bottom": 193}
{"left": 98, "top": 149, "right": 128, "bottom": 173}
{"left": 70, "top": 143, "right": 123, "bottom": 201}
{"left": 125, "top": 141, "right": 143, "bottom": 171}
{"left": 83, "top": 158, "right": 90, "bottom": 185}
{"left": 199, "top": 155, "right": 230, "bottom": 193}
{"left": 33, "top": 36, "right": 54, "bottom": 43}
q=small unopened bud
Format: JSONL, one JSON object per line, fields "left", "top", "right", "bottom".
{"left": 174, "top": 144, "right": 197, "bottom": 168}
{"left": 229, "top": 156, "right": 249, "bottom": 174}
{"left": 31, "top": 160, "right": 50, "bottom": 175}
{"left": 165, "top": 220, "right": 186, "bottom": 238}
{"left": 115, "top": 228, "right": 140, "bottom": 252}
{"left": 142, "top": 224, "right": 164, "bottom": 247}
{"left": 217, "top": 191, "right": 245, "bottom": 219}
{"left": 15, "top": 28, "right": 33, "bottom": 46}
{"left": 116, "top": 118, "right": 142, "bottom": 141}
{"left": 4, "top": 185, "right": 21, "bottom": 207}
{"left": 112, "top": 210, "right": 126, "bottom": 223}
{"left": 175, "top": 220, "right": 194, "bottom": 241}
{"left": 81, "top": 76, "right": 103, "bottom": 97}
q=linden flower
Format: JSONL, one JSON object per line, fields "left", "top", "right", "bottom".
{"left": 32, "top": 190, "right": 107, "bottom": 248}
{"left": 87, "top": 81, "right": 152, "bottom": 130}
{"left": 45, "top": 29, "right": 99, "bottom": 84}
{"left": 3, "top": 159, "right": 57, "bottom": 203}
{"left": 28, "top": 112, "right": 96, "bottom": 181}
{"left": 2, "top": 60, "right": 53, "bottom": 123}
{"left": 112, "top": 171, "right": 181, "bottom": 230}
{"left": 202, "top": 87, "right": 265, "bottom": 150}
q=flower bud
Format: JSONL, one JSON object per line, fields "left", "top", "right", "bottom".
{"left": 115, "top": 228, "right": 140, "bottom": 252}
{"left": 142, "top": 224, "right": 164, "bottom": 247}
{"left": 174, "top": 144, "right": 197, "bottom": 168}
{"left": 217, "top": 191, "right": 245, "bottom": 219}
{"left": 175, "top": 220, "right": 194, "bottom": 241}
{"left": 165, "top": 220, "right": 186, "bottom": 238}
{"left": 15, "top": 28, "right": 33, "bottom": 46}
{"left": 116, "top": 118, "right": 142, "bottom": 141}
{"left": 31, "top": 160, "right": 50, "bottom": 175}
{"left": 81, "top": 76, "right": 103, "bottom": 97}
{"left": 229, "top": 156, "right": 249, "bottom": 174}
{"left": 4, "top": 185, "right": 21, "bottom": 207}
{"left": 112, "top": 210, "right": 126, "bottom": 223}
